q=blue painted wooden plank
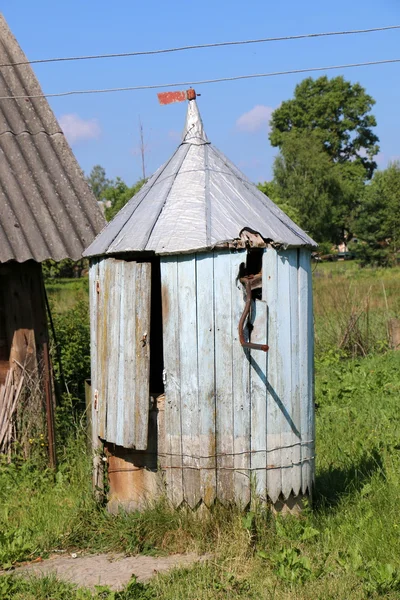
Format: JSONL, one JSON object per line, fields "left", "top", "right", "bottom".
{"left": 299, "top": 250, "right": 314, "bottom": 495}
{"left": 263, "top": 249, "right": 281, "bottom": 503}
{"left": 196, "top": 253, "right": 217, "bottom": 507}
{"left": 249, "top": 287, "right": 268, "bottom": 500}
{"left": 178, "top": 254, "right": 201, "bottom": 508}
{"left": 276, "top": 251, "right": 295, "bottom": 500}
{"left": 214, "top": 251, "right": 235, "bottom": 504}
{"left": 133, "top": 262, "right": 151, "bottom": 450}
{"left": 115, "top": 260, "right": 127, "bottom": 447}
{"left": 89, "top": 259, "right": 99, "bottom": 445}
{"left": 120, "top": 261, "right": 136, "bottom": 447}
{"left": 289, "top": 250, "right": 302, "bottom": 497}
{"left": 112, "top": 261, "right": 151, "bottom": 450}
{"left": 105, "top": 259, "right": 122, "bottom": 444}
{"left": 231, "top": 250, "right": 251, "bottom": 507}
{"left": 160, "top": 257, "right": 184, "bottom": 507}
{"left": 97, "top": 258, "right": 109, "bottom": 441}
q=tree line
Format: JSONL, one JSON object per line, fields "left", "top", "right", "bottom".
{"left": 87, "top": 75, "right": 400, "bottom": 267}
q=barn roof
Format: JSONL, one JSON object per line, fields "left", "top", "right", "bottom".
{"left": 0, "top": 14, "right": 105, "bottom": 263}
{"left": 84, "top": 98, "right": 316, "bottom": 258}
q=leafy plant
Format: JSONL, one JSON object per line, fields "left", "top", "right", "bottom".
{"left": 270, "top": 547, "right": 313, "bottom": 584}
{"left": 0, "top": 528, "right": 35, "bottom": 569}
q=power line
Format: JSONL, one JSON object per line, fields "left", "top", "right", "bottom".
{"left": 1, "top": 25, "right": 400, "bottom": 68}
{"left": 0, "top": 57, "right": 399, "bottom": 100}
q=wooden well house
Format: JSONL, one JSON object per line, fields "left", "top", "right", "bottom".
{"left": 0, "top": 15, "right": 105, "bottom": 461}
{"left": 85, "top": 91, "right": 317, "bottom": 511}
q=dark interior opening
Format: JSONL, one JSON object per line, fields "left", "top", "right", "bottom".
{"left": 245, "top": 248, "right": 263, "bottom": 300}
{"left": 0, "top": 277, "right": 10, "bottom": 384}
{"left": 149, "top": 258, "right": 164, "bottom": 396}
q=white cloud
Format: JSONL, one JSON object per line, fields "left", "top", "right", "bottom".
{"left": 236, "top": 105, "right": 273, "bottom": 133}
{"left": 59, "top": 113, "right": 101, "bottom": 144}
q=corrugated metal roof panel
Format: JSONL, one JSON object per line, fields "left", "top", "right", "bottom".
{"left": 0, "top": 14, "right": 105, "bottom": 263}
{"left": 84, "top": 99, "right": 316, "bottom": 258}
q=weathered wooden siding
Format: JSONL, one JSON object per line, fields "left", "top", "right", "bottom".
{"left": 160, "top": 248, "right": 314, "bottom": 506}
{"left": 89, "top": 257, "right": 151, "bottom": 450}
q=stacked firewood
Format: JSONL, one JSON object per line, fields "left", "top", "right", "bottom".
{"left": 0, "top": 369, "right": 24, "bottom": 455}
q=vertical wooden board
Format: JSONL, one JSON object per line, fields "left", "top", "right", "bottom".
{"left": 160, "top": 258, "right": 183, "bottom": 506}
{"left": 263, "top": 249, "right": 281, "bottom": 503}
{"left": 177, "top": 255, "right": 200, "bottom": 508}
{"left": 97, "top": 258, "right": 109, "bottom": 440}
{"left": 214, "top": 251, "right": 234, "bottom": 504}
{"left": 134, "top": 262, "right": 151, "bottom": 450}
{"left": 89, "top": 259, "right": 99, "bottom": 441}
{"left": 250, "top": 296, "right": 267, "bottom": 500}
{"left": 115, "top": 260, "right": 127, "bottom": 447}
{"left": 196, "top": 254, "right": 217, "bottom": 507}
{"left": 277, "top": 251, "right": 296, "bottom": 500}
{"left": 289, "top": 250, "right": 302, "bottom": 497}
{"left": 299, "top": 250, "right": 315, "bottom": 494}
{"left": 231, "top": 250, "right": 251, "bottom": 507}
{"left": 105, "top": 260, "right": 122, "bottom": 443}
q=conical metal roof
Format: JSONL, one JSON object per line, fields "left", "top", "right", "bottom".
{"left": 84, "top": 99, "right": 316, "bottom": 257}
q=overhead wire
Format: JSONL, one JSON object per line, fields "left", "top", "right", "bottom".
{"left": 1, "top": 24, "right": 399, "bottom": 67}
{"left": 0, "top": 57, "right": 399, "bottom": 100}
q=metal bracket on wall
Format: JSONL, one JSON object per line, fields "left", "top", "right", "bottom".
{"left": 238, "top": 275, "right": 269, "bottom": 352}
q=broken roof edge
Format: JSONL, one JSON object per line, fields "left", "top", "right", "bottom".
{"left": 84, "top": 228, "right": 317, "bottom": 261}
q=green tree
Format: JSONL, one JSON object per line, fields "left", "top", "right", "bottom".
{"left": 104, "top": 177, "right": 146, "bottom": 221}
{"left": 354, "top": 162, "right": 400, "bottom": 266}
{"left": 257, "top": 181, "right": 301, "bottom": 224}
{"left": 268, "top": 131, "right": 364, "bottom": 243}
{"left": 269, "top": 76, "right": 379, "bottom": 179}
{"left": 86, "top": 165, "right": 111, "bottom": 201}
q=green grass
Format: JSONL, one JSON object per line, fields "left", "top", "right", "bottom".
{"left": 313, "top": 261, "right": 400, "bottom": 357}
{"left": 1, "top": 350, "right": 400, "bottom": 598}
{"left": 45, "top": 277, "right": 89, "bottom": 313}
{"left": 0, "top": 263, "right": 399, "bottom": 598}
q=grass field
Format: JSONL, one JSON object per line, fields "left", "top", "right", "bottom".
{"left": 0, "top": 262, "right": 399, "bottom": 599}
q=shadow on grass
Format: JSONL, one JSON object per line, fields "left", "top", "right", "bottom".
{"left": 314, "top": 448, "right": 384, "bottom": 511}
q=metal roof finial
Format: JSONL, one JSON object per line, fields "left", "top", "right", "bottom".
{"left": 157, "top": 88, "right": 208, "bottom": 145}
{"left": 181, "top": 93, "right": 208, "bottom": 145}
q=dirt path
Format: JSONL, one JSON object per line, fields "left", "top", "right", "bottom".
{"left": 13, "top": 552, "right": 206, "bottom": 590}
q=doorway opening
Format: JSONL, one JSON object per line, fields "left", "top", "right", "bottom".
{"left": 149, "top": 258, "right": 164, "bottom": 396}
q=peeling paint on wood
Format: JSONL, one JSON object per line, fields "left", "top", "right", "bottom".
{"left": 160, "top": 248, "right": 314, "bottom": 506}
{"left": 90, "top": 258, "right": 151, "bottom": 451}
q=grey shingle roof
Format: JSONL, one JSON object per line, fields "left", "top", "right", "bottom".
{"left": 0, "top": 14, "right": 105, "bottom": 263}
{"left": 84, "top": 99, "right": 316, "bottom": 258}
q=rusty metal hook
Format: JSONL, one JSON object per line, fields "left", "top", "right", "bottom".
{"left": 238, "top": 277, "right": 269, "bottom": 352}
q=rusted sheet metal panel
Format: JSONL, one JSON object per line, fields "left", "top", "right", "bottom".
{"left": 92, "top": 258, "right": 151, "bottom": 450}
{"left": 84, "top": 99, "right": 316, "bottom": 260}
{"left": 0, "top": 15, "right": 105, "bottom": 263}
{"left": 299, "top": 250, "right": 315, "bottom": 494}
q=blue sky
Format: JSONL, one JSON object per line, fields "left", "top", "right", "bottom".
{"left": 3, "top": 1, "right": 399, "bottom": 185}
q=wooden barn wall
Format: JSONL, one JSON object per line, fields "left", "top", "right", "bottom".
{"left": 89, "top": 257, "right": 151, "bottom": 451}
{"left": 160, "top": 248, "right": 314, "bottom": 507}
{"left": 0, "top": 261, "right": 49, "bottom": 381}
